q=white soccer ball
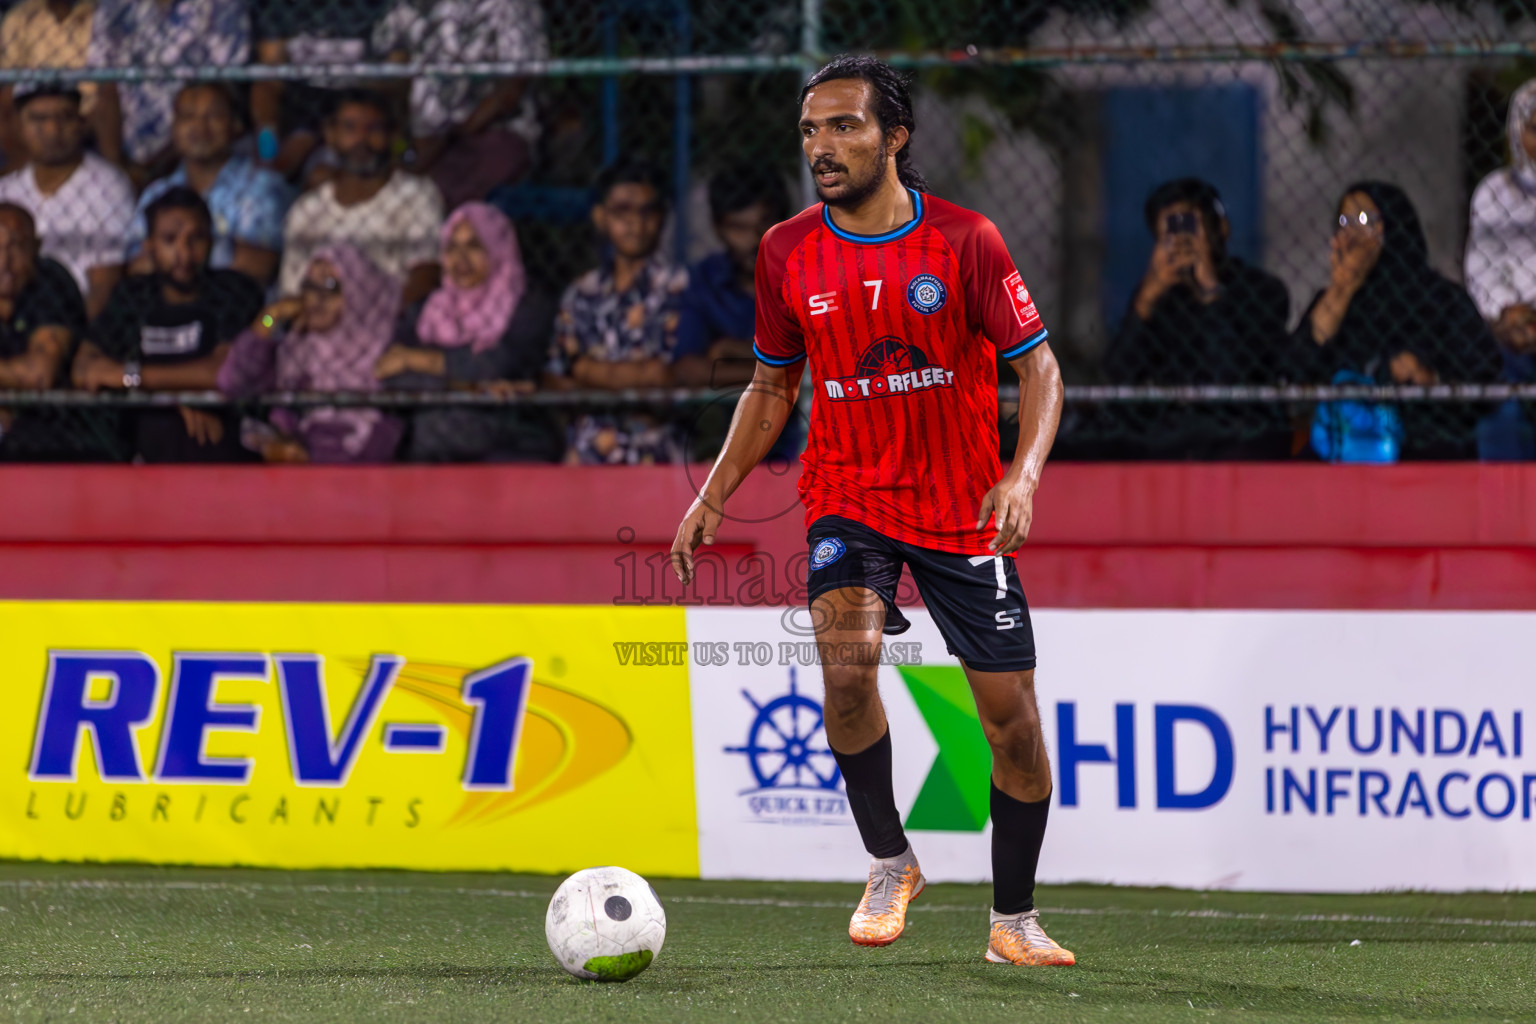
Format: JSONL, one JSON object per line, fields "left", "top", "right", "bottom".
{"left": 545, "top": 866, "right": 667, "bottom": 981}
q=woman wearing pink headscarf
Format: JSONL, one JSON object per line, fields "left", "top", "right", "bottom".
{"left": 374, "top": 201, "right": 558, "bottom": 461}
{"left": 218, "top": 243, "right": 404, "bottom": 462}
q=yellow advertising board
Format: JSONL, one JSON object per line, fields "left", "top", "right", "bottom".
{"left": 0, "top": 602, "right": 698, "bottom": 876}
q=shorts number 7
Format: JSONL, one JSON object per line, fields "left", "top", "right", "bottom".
{"left": 862, "top": 279, "right": 883, "bottom": 310}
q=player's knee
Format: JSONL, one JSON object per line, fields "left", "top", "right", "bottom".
{"left": 979, "top": 714, "right": 1026, "bottom": 752}
{"left": 981, "top": 715, "right": 1047, "bottom": 771}
{"left": 821, "top": 663, "right": 879, "bottom": 719}
{"left": 973, "top": 675, "right": 1040, "bottom": 735}
{"left": 975, "top": 695, "right": 1039, "bottom": 742}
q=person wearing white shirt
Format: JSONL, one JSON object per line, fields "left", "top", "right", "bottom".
{"left": 278, "top": 89, "right": 444, "bottom": 305}
{"left": 0, "top": 82, "right": 133, "bottom": 319}
{"left": 1466, "top": 79, "right": 1536, "bottom": 356}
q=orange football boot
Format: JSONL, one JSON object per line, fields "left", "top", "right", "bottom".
{"left": 985, "top": 908, "right": 1076, "bottom": 966}
{"left": 848, "top": 847, "right": 925, "bottom": 946}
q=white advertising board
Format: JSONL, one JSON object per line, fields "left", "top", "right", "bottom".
{"left": 687, "top": 608, "right": 1536, "bottom": 891}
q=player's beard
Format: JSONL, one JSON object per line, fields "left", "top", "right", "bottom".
{"left": 813, "top": 139, "right": 888, "bottom": 209}
{"left": 339, "top": 143, "right": 390, "bottom": 179}
{"left": 161, "top": 265, "right": 206, "bottom": 298}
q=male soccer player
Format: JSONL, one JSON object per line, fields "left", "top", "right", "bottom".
{"left": 670, "top": 55, "right": 1072, "bottom": 967}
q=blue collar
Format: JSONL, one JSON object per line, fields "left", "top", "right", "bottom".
{"left": 821, "top": 188, "right": 924, "bottom": 244}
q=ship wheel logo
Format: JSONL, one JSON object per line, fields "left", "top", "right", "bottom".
{"left": 724, "top": 668, "right": 842, "bottom": 793}
{"left": 854, "top": 335, "right": 929, "bottom": 379}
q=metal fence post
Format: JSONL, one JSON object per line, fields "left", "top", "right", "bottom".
{"left": 797, "top": 0, "right": 823, "bottom": 210}
{"left": 674, "top": 0, "right": 693, "bottom": 265}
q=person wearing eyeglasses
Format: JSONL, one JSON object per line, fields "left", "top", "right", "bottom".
{"left": 1292, "top": 181, "right": 1499, "bottom": 458}
{"left": 545, "top": 158, "right": 690, "bottom": 464}
{"left": 1102, "top": 177, "right": 1291, "bottom": 459}
{"left": 218, "top": 244, "right": 403, "bottom": 463}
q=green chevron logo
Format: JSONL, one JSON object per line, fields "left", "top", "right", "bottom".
{"left": 897, "top": 665, "right": 992, "bottom": 832}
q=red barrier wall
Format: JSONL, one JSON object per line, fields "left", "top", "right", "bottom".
{"left": 4, "top": 463, "right": 1536, "bottom": 608}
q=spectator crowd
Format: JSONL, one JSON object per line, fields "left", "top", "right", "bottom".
{"left": 1081, "top": 77, "right": 1536, "bottom": 463}
{"left": 0, "top": 0, "right": 1530, "bottom": 464}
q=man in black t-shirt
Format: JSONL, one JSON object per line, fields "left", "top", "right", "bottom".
{"left": 1102, "top": 178, "right": 1293, "bottom": 459}
{"left": 71, "top": 186, "right": 263, "bottom": 462}
{"left": 0, "top": 202, "right": 88, "bottom": 461}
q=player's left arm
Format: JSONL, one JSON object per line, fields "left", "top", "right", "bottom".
{"left": 956, "top": 214, "right": 1063, "bottom": 554}
{"left": 978, "top": 341, "right": 1063, "bottom": 555}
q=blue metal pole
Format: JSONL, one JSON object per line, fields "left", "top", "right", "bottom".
{"left": 602, "top": 9, "right": 620, "bottom": 165}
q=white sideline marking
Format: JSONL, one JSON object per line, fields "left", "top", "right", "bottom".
{"left": 1, "top": 877, "right": 1534, "bottom": 930}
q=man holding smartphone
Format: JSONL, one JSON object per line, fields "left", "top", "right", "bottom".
{"left": 1102, "top": 177, "right": 1292, "bottom": 458}
{"left": 1137, "top": 204, "right": 1219, "bottom": 312}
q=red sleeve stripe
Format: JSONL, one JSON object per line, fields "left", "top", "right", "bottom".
{"left": 1000, "top": 328, "right": 1048, "bottom": 360}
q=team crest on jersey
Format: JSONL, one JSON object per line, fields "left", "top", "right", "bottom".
{"left": 822, "top": 336, "right": 955, "bottom": 401}
{"left": 906, "top": 274, "right": 947, "bottom": 314}
{"left": 810, "top": 537, "right": 846, "bottom": 570}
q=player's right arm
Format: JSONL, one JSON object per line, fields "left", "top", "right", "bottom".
{"left": 671, "top": 221, "right": 807, "bottom": 585}
{"left": 670, "top": 358, "right": 803, "bottom": 585}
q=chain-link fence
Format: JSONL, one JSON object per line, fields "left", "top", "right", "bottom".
{"left": 0, "top": 0, "right": 1533, "bottom": 463}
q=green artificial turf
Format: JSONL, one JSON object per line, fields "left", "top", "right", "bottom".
{"left": 0, "top": 862, "right": 1531, "bottom": 1023}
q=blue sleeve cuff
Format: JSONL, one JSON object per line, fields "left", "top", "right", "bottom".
{"left": 1000, "top": 329, "right": 1048, "bottom": 360}
{"left": 753, "top": 343, "right": 806, "bottom": 367}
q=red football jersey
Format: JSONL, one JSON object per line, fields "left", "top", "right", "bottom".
{"left": 753, "top": 189, "right": 1048, "bottom": 555}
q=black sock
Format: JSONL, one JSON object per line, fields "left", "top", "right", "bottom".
{"left": 830, "top": 728, "right": 909, "bottom": 859}
{"left": 990, "top": 780, "right": 1050, "bottom": 914}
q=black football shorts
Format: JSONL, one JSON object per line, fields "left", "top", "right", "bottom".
{"left": 804, "top": 514, "right": 1036, "bottom": 673}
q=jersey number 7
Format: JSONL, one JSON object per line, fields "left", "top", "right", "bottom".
{"left": 862, "top": 280, "right": 883, "bottom": 310}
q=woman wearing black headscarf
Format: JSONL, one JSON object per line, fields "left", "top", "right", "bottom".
{"left": 1291, "top": 181, "right": 1500, "bottom": 458}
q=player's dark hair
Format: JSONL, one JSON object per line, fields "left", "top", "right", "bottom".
{"left": 13, "top": 79, "right": 82, "bottom": 112}
{"left": 0, "top": 201, "right": 37, "bottom": 241}
{"left": 175, "top": 81, "right": 244, "bottom": 129}
{"left": 592, "top": 158, "right": 669, "bottom": 206}
{"left": 708, "top": 163, "right": 790, "bottom": 224}
{"left": 800, "top": 54, "right": 929, "bottom": 194}
{"left": 1144, "top": 177, "right": 1227, "bottom": 260}
{"left": 145, "top": 185, "right": 213, "bottom": 236}
{"left": 327, "top": 87, "right": 396, "bottom": 132}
